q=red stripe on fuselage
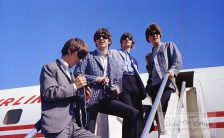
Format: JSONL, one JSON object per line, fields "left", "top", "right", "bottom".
{"left": 0, "top": 133, "right": 43, "bottom": 138}
{"left": 207, "top": 111, "right": 224, "bottom": 117}
{"left": 0, "top": 111, "right": 224, "bottom": 135}
{"left": 0, "top": 124, "right": 34, "bottom": 131}
{"left": 209, "top": 122, "right": 224, "bottom": 128}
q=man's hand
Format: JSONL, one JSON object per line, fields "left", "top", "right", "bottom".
{"left": 145, "top": 53, "right": 151, "bottom": 65}
{"left": 74, "top": 75, "right": 87, "bottom": 89}
{"left": 85, "top": 86, "right": 92, "bottom": 101}
{"left": 168, "top": 72, "right": 174, "bottom": 79}
{"left": 95, "top": 76, "right": 109, "bottom": 85}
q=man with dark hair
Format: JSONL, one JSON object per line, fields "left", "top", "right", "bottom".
{"left": 118, "top": 32, "right": 146, "bottom": 136}
{"left": 75, "top": 28, "right": 139, "bottom": 138}
{"left": 40, "top": 38, "right": 99, "bottom": 138}
{"left": 145, "top": 23, "right": 183, "bottom": 114}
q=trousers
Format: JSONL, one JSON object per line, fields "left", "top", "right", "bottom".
{"left": 84, "top": 99, "right": 139, "bottom": 138}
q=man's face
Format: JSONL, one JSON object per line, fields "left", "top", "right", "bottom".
{"left": 95, "top": 34, "right": 110, "bottom": 51}
{"left": 148, "top": 30, "right": 161, "bottom": 45}
{"left": 121, "top": 37, "right": 133, "bottom": 50}
{"left": 70, "top": 51, "right": 80, "bottom": 66}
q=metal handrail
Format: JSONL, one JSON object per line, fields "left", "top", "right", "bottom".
{"left": 172, "top": 81, "right": 186, "bottom": 138}
{"left": 157, "top": 102, "right": 166, "bottom": 135}
{"left": 140, "top": 73, "right": 169, "bottom": 138}
{"left": 24, "top": 129, "right": 38, "bottom": 138}
{"left": 24, "top": 119, "right": 41, "bottom": 138}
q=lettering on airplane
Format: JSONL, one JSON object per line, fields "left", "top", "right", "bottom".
{"left": 0, "top": 95, "right": 40, "bottom": 107}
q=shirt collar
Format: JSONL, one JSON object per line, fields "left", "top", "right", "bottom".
{"left": 120, "top": 49, "right": 131, "bottom": 58}
{"left": 154, "top": 42, "right": 163, "bottom": 48}
{"left": 120, "top": 48, "right": 131, "bottom": 54}
{"left": 58, "top": 58, "right": 75, "bottom": 73}
{"left": 96, "top": 49, "right": 109, "bottom": 57}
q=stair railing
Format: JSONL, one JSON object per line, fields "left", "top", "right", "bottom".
{"left": 140, "top": 73, "right": 169, "bottom": 138}
{"left": 172, "top": 81, "right": 186, "bottom": 138}
{"left": 24, "top": 119, "right": 41, "bottom": 138}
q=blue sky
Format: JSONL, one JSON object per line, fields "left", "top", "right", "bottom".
{"left": 0, "top": 0, "right": 224, "bottom": 89}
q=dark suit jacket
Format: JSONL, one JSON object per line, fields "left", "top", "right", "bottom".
{"left": 118, "top": 50, "right": 146, "bottom": 100}
{"left": 40, "top": 59, "right": 77, "bottom": 133}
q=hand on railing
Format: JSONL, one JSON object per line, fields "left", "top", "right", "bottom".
{"left": 24, "top": 119, "right": 41, "bottom": 138}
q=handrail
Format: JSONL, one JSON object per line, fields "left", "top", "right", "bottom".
{"left": 140, "top": 73, "right": 169, "bottom": 138}
{"left": 24, "top": 119, "right": 41, "bottom": 138}
{"left": 24, "top": 129, "right": 38, "bottom": 138}
{"left": 172, "top": 81, "right": 186, "bottom": 138}
{"left": 157, "top": 102, "right": 166, "bottom": 135}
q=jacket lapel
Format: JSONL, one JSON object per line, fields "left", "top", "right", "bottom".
{"left": 107, "top": 52, "right": 115, "bottom": 86}
{"left": 56, "top": 59, "right": 72, "bottom": 82}
{"left": 119, "top": 50, "right": 139, "bottom": 74}
{"left": 153, "top": 43, "right": 168, "bottom": 79}
{"left": 129, "top": 54, "right": 139, "bottom": 74}
{"left": 118, "top": 50, "right": 125, "bottom": 60}
{"left": 92, "top": 50, "right": 104, "bottom": 70}
{"left": 153, "top": 46, "right": 162, "bottom": 79}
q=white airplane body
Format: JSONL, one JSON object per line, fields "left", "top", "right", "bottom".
{"left": 0, "top": 66, "right": 224, "bottom": 138}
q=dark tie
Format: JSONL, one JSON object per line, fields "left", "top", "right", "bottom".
{"left": 70, "top": 72, "right": 75, "bottom": 82}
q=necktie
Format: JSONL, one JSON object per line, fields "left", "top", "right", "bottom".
{"left": 70, "top": 72, "right": 75, "bottom": 82}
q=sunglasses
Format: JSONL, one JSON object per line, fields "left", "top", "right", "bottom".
{"left": 122, "top": 35, "right": 133, "bottom": 41}
{"left": 95, "top": 34, "right": 108, "bottom": 40}
{"left": 149, "top": 31, "right": 160, "bottom": 36}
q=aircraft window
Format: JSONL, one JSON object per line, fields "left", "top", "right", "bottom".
{"left": 3, "top": 109, "right": 22, "bottom": 125}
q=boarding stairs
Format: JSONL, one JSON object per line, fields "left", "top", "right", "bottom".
{"left": 141, "top": 72, "right": 211, "bottom": 138}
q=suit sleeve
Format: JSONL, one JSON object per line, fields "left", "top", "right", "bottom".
{"left": 145, "top": 53, "right": 153, "bottom": 75}
{"left": 111, "top": 50, "right": 124, "bottom": 83}
{"left": 40, "top": 64, "right": 76, "bottom": 102}
{"left": 167, "top": 42, "right": 183, "bottom": 77}
{"left": 74, "top": 54, "right": 97, "bottom": 85}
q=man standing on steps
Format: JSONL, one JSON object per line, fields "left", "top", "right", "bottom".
{"left": 118, "top": 32, "right": 147, "bottom": 137}
{"left": 145, "top": 23, "right": 183, "bottom": 114}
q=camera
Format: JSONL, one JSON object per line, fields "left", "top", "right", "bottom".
{"left": 104, "top": 85, "right": 118, "bottom": 99}
{"left": 98, "top": 85, "right": 118, "bottom": 103}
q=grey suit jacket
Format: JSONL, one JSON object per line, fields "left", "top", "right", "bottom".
{"left": 40, "top": 59, "right": 77, "bottom": 133}
{"left": 146, "top": 42, "right": 182, "bottom": 90}
{"left": 74, "top": 49, "right": 123, "bottom": 107}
